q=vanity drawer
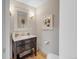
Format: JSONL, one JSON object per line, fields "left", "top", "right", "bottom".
{"left": 16, "top": 40, "right": 25, "bottom": 47}
{"left": 25, "top": 39, "right": 31, "bottom": 44}
{"left": 25, "top": 44, "right": 32, "bottom": 50}
{"left": 16, "top": 44, "right": 32, "bottom": 54}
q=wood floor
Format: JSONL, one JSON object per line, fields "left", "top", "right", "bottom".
{"left": 24, "top": 51, "right": 46, "bottom": 59}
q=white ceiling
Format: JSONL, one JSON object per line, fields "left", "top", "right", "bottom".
{"left": 16, "top": 0, "right": 48, "bottom": 8}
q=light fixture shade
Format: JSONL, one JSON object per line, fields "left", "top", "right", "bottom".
{"left": 9, "top": 5, "right": 14, "bottom": 15}
{"left": 29, "top": 11, "right": 34, "bottom": 19}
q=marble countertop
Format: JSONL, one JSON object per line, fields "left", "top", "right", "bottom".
{"left": 12, "top": 35, "right": 36, "bottom": 42}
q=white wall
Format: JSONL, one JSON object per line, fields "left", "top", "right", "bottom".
{"left": 36, "top": 0, "right": 59, "bottom": 55}
{"left": 59, "top": 0, "right": 77, "bottom": 59}
{"left": 2, "top": 0, "right": 10, "bottom": 59}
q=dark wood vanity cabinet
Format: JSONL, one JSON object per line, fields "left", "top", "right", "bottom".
{"left": 12, "top": 37, "right": 37, "bottom": 59}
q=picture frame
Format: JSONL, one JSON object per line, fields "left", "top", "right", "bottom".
{"left": 43, "top": 15, "right": 54, "bottom": 30}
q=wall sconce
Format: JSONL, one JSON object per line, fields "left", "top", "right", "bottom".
{"left": 29, "top": 11, "right": 34, "bottom": 19}
{"left": 9, "top": 7, "right": 12, "bottom": 16}
{"left": 30, "top": 16, "right": 34, "bottom": 19}
{"left": 9, "top": 5, "right": 14, "bottom": 16}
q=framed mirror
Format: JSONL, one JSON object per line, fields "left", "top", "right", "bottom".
{"left": 17, "top": 11, "right": 28, "bottom": 28}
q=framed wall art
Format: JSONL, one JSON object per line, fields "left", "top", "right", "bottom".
{"left": 43, "top": 15, "right": 54, "bottom": 30}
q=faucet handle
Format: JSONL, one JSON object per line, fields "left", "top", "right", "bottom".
{"left": 27, "top": 33, "right": 30, "bottom": 35}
